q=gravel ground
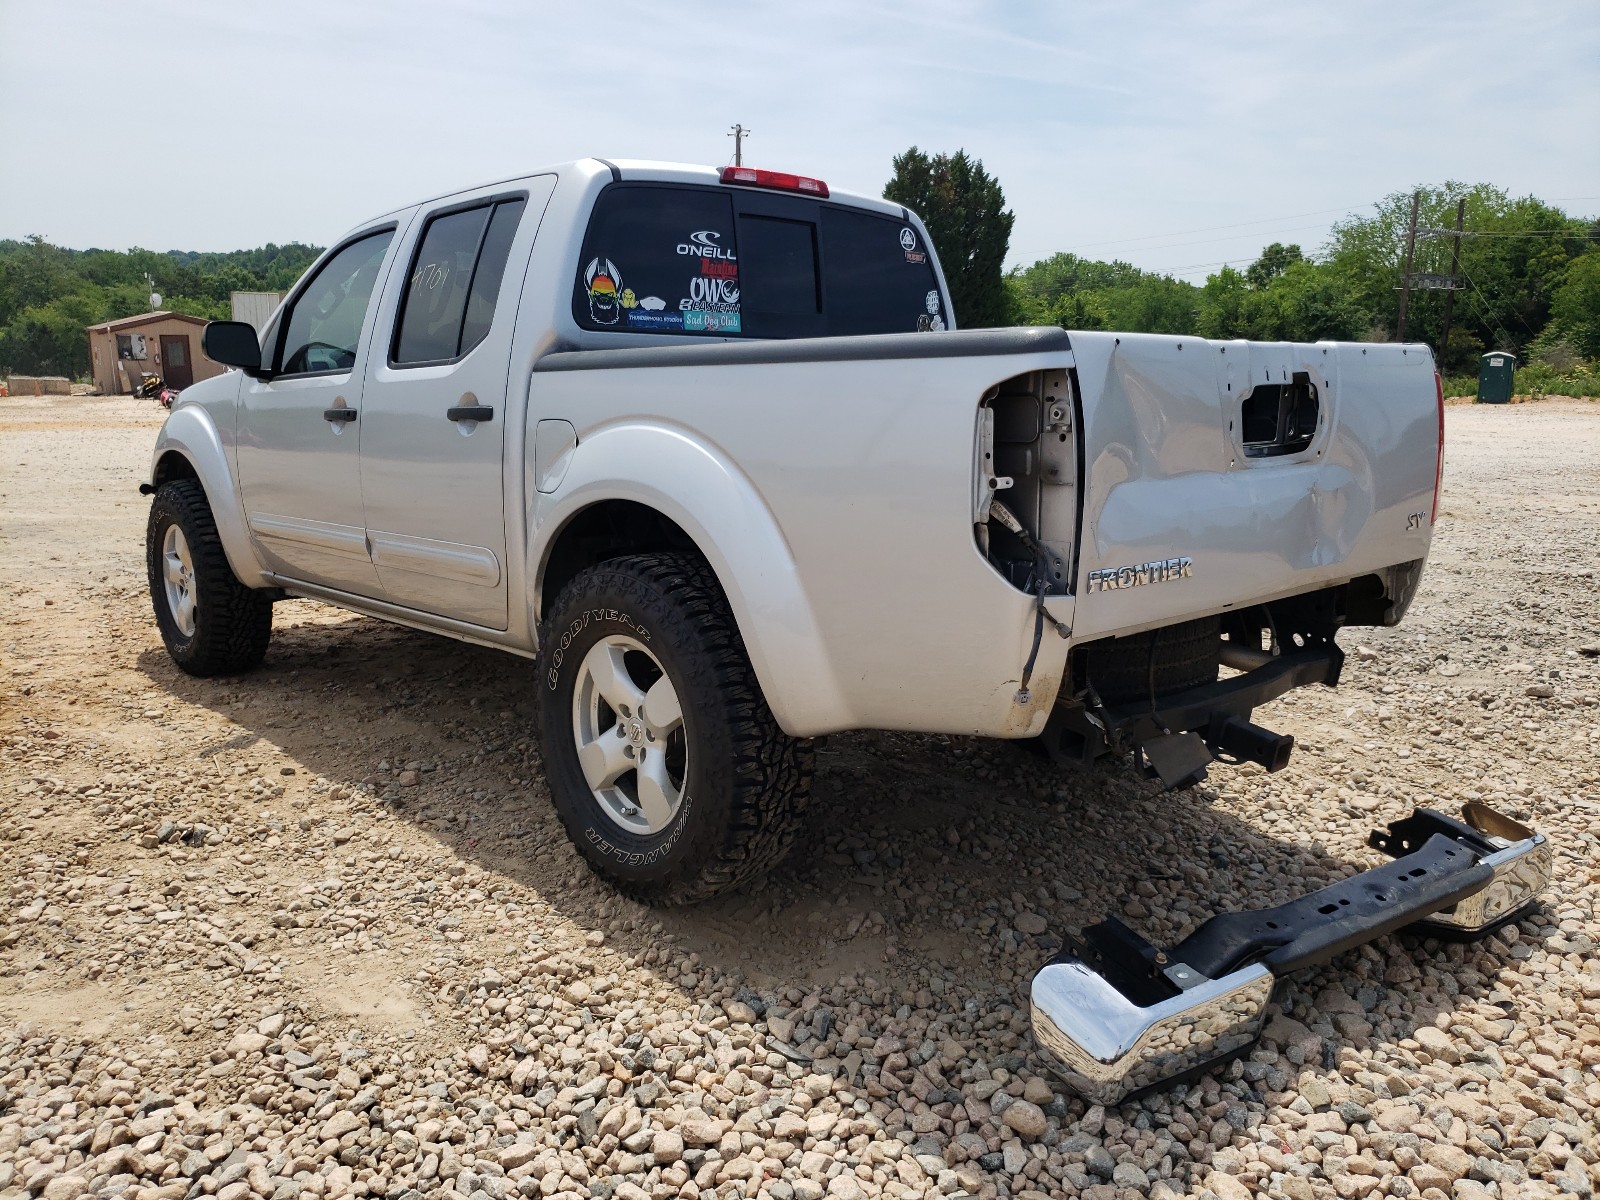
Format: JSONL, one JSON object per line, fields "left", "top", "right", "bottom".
{"left": 2, "top": 393, "right": 1597, "bottom": 1200}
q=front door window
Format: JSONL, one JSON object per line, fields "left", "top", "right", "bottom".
{"left": 277, "top": 231, "right": 394, "bottom": 375}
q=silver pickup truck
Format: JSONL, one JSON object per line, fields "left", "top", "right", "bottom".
{"left": 144, "top": 158, "right": 1547, "bottom": 1102}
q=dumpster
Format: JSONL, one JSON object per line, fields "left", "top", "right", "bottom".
{"left": 1477, "top": 351, "right": 1515, "bottom": 404}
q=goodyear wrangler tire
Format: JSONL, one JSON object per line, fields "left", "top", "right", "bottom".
{"left": 538, "top": 552, "right": 815, "bottom": 906}
{"left": 146, "top": 479, "right": 273, "bottom": 676}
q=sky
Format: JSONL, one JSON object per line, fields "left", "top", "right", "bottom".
{"left": 1, "top": 0, "right": 1596, "bottom": 280}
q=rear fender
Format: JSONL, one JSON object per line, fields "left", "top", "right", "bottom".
{"left": 148, "top": 405, "right": 269, "bottom": 586}
{"left": 529, "top": 421, "right": 848, "bottom": 736}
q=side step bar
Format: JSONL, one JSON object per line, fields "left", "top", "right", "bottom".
{"left": 1029, "top": 803, "right": 1549, "bottom": 1104}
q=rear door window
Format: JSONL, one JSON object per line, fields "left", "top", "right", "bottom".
{"left": 394, "top": 196, "right": 527, "bottom": 366}
{"left": 573, "top": 185, "right": 741, "bottom": 334}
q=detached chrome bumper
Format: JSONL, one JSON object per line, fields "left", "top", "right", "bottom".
{"left": 1030, "top": 804, "right": 1548, "bottom": 1105}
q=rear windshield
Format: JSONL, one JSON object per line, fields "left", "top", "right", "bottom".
{"left": 572, "top": 182, "right": 947, "bottom": 338}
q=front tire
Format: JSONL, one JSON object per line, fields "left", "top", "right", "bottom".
{"left": 146, "top": 480, "right": 273, "bottom": 676}
{"left": 538, "top": 553, "right": 814, "bottom": 906}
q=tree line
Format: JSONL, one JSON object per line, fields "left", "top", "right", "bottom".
{"left": 2, "top": 160, "right": 1596, "bottom": 393}
{"left": 0, "top": 237, "right": 320, "bottom": 380}
{"left": 888, "top": 150, "right": 1600, "bottom": 391}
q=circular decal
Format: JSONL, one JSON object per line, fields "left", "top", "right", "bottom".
{"left": 900, "top": 227, "right": 917, "bottom": 251}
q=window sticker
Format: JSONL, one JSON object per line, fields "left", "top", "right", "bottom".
{"left": 916, "top": 288, "right": 945, "bottom": 332}
{"left": 900, "top": 226, "right": 926, "bottom": 264}
{"left": 584, "top": 258, "right": 623, "bottom": 325}
{"left": 675, "top": 230, "right": 741, "bottom": 330}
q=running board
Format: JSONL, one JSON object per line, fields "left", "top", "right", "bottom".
{"left": 1029, "top": 803, "right": 1549, "bottom": 1104}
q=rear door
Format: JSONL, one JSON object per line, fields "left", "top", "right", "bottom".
{"left": 358, "top": 178, "right": 554, "bottom": 628}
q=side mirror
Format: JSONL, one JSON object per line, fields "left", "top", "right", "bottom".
{"left": 202, "top": 321, "right": 264, "bottom": 375}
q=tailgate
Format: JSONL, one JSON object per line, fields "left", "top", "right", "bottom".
{"left": 1064, "top": 332, "right": 1440, "bottom": 642}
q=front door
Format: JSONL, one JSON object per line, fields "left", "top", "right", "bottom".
{"left": 358, "top": 181, "right": 550, "bottom": 628}
{"left": 235, "top": 224, "right": 404, "bottom": 596}
{"left": 159, "top": 334, "right": 194, "bottom": 388}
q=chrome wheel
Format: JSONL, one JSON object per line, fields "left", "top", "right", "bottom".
{"left": 161, "top": 524, "right": 197, "bottom": 638}
{"left": 572, "top": 635, "right": 688, "bottom": 835}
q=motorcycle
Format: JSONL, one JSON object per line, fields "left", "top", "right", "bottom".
{"left": 136, "top": 371, "right": 181, "bottom": 408}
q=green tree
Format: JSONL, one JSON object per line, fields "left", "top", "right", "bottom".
{"left": 1548, "top": 252, "right": 1600, "bottom": 360}
{"left": 1245, "top": 242, "right": 1304, "bottom": 289}
{"left": 884, "top": 148, "right": 1015, "bottom": 327}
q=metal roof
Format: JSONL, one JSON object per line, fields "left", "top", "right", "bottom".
{"left": 85, "top": 310, "right": 208, "bottom": 333}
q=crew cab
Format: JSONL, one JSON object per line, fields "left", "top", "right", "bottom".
{"left": 144, "top": 158, "right": 1546, "bottom": 1101}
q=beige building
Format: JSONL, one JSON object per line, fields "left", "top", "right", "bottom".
{"left": 86, "top": 311, "right": 224, "bottom": 395}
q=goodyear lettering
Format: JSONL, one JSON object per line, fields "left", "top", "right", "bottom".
{"left": 544, "top": 611, "right": 652, "bottom": 690}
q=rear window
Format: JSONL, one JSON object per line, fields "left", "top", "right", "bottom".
{"left": 572, "top": 183, "right": 946, "bottom": 338}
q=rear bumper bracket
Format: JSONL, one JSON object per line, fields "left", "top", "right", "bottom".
{"left": 1030, "top": 802, "right": 1549, "bottom": 1104}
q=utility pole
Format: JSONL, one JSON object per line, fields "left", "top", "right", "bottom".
{"left": 1436, "top": 198, "right": 1467, "bottom": 365}
{"left": 728, "top": 124, "right": 749, "bottom": 167}
{"left": 1396, "top": 190, "right": 1421, "bottom": 342}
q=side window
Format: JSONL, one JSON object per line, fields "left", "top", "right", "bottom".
{"left": 278, "top": 230, "right": 394, "bottom": 375}
{"left": 821, "top": 207, "right": 945, "bottom": 334}
{"left": 459, "top": 199, "right": 527, "bottom": 356}
{"left": 574, "top": 185, "right": 740, "bottom": 335}
{"left": 393, "top": 197, "right": 527, "bottom": 366}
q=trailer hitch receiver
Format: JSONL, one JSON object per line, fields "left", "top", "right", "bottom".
{"left": 1029, "top": 802, "right": 1548, "bottom": 1104}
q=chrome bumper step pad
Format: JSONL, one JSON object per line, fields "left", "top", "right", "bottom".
{"left": 1029, "top": 802, "right": 1550, "bottom": 1105}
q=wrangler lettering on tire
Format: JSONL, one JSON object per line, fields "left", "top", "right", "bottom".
{"left": 538, "top": 552, "right": 814, "bottom": 905}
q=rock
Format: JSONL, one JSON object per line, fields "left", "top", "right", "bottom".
{"left": 226, "top": 1032, "right": 269, "bottom": 1056}
{"left": 1525, "top": 683, "right": 1554, "bottom": 698}
{"left": 1205, "top": 1172, "right": 1253, "bottom": 1200}
{"left": 1409, "top": 1165, "right": 1451, "bottom": 1191}
{"left": 1000, "top": 1099, "right": 1048, "bottom": 1139}
{"left": 826, "top": 1175, "right": 865, "bottom": 1200}
{"left": 1112, "top": 1162, "right": 1148, "bottom": 1190}
{"left": 257, "top": 1013, "right": 286, "bottom": 1037}
{"left": 499, "top": 1144, "right": 538, "bottom": 1170}
{"left": 679, "top": 1116, "right": 722, "bottom": 1146}
{"left": 465, "top": 1044, "right": 490, "bottom": 1073}
{"left": 651, "top": 1129, "right": 684, "bottom": 1165}
{"left": 1299, "top": 1076, "right": 1331, "bottom": 1109}
{"left": 1413, "top": 1025, "right": 1459, "bottom": 1063}
{"left": 1422, "top": 1143, "right": 1473, "bottom": 1180}
{"left": 321, "top": 1111, "right": 362, "bottom": 1141}
{"left": 1022, "top": 1077, "right": 1054, "bottom": 1105}
{"left": 772, "top": 1112, "right": 808, "bottom": 1141}
{"left": 1083, "top": 1145, "right": 1115, "bottom": 1180}
{"left": 42, "top": 1175, "right": 89, "bottom": 1200}
{"left": 1014, "top": 912, "right": 1048, "bottom": 935}
{"left": 723, "top": 999, "right": 758, "bottom": 1023}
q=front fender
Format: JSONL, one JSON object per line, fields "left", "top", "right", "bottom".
{"left": 530, "top": 421, "right": 850, "bottom": 737}
{"left": 149, "top": 404, "right": 269, "bottom": 586}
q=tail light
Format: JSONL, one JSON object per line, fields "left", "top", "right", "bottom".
{"left": 1432, "top": 370, "right": 1445, "bottom": 524}
{"left": 719, "top": 166, "right": 829, "bottom": 198}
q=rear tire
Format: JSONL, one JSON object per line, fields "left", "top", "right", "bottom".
{"left": 538, "top": 552, "right": 814, "bottom": 906}
{"left": 146, "top": 480, "right": 273, "bottom": 676}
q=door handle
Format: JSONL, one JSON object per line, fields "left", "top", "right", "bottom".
{"left": 323, "top": 407, "right": 358, "bottom": 423}
{"left": 447, "top": 405, "right": 494, "bottom": 423}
